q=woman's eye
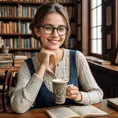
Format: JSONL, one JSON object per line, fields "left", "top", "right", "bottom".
{"left": 59, "top": 27, "right": 65, "bottom": 31}
{"left": 45, "top": 26, "right": 52, "bottom": 30}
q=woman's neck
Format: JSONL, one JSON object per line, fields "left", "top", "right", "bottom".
{"left": 49, "top": 48, "right": 64, "bottom": 73}
{"left": 55, "top": 48, "right": 64, "bottom": 64}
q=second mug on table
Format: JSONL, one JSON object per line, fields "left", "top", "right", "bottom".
{"left": 52, "top": 79, "right": 68, "bottom": 104}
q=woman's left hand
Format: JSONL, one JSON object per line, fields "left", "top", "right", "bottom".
{"left": 66, "top": 85, "right": 82, "bottom": 101}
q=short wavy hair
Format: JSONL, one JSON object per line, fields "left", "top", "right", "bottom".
{"left": 29, "top": 2, "right": 71, "bottom": 47}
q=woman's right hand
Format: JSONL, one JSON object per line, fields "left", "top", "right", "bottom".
{"left": 36, "top": 48, "right": 55, "bottom": 77}
{"left": 39, "top": 48, "right": 55, "bottom": 69}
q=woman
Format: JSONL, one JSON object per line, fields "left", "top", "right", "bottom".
{"left": 10, "top": 2, "right": 103, "bottom": 113}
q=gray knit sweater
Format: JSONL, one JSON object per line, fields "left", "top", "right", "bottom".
{"left": 10, "top": 49, "right": 103, "bottom": 113}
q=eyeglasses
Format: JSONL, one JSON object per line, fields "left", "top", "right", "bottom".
{"left": 40, "top": 25, "right": 68, "bottom": 36}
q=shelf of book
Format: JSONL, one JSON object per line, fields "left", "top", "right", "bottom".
{"left": 10, "top": 48, "right": 40, "bottom": 51}
{"left": 0, "top": 0, "right": 82, "bottom": 56}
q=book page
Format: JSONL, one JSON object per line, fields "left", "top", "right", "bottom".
{"left": 46, "top": 107, "right": 80, "bottom": 118}
{"left": 69, "top": 105, "right": 108, "bottom": 117}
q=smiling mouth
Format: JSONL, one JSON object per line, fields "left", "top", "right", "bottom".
{"left": 47, "top": 39, "right": 60, "bottom": 44}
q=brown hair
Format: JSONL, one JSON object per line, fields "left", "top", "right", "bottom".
{"left": 30, "top": 2, "right": 71, "bottom": 46}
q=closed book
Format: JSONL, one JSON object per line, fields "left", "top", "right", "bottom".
{"left": 0, "top": 53, "right": 12, "bottom": 56}
{"left": 0, "top": 55, "right": 12, "bottom": 60}
{"left": 86, "top": 56, "right": 111, "bottom": 65}
{"left": 0, "top": 63, "right": 12, "bottom": 68}
{"left": 46, "top": 105, "right": 108, "bottom": 118}
{"left": 94, "top": 59, "right": 111, "bottom": 65}
{"left": 14, "top": 63, "right": 22, "bottom": 68}
{"left": 107, "top": 98, "right": 118, "bottom": 110}
{"left": 14, "top": 60, "right": 24, "bottom": 64}
{"left": 0, "top": 60, "right": 13, "bottom": 64}
{"left": 14, "top": 55, "right": 27, "bottom": 60}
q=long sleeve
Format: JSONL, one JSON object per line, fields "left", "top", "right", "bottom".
{"left": 75, "top": 51, "right": 103, "bottom": 105}
{"left": 10, "top": 61, "right": 44, "bottom": 113}
{"left": 10, "top": 49, "right": 103, "bottom": 113}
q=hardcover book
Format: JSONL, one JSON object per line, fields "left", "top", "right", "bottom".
{"left": 45, "top": 105, "right": 108, "bottom": 118}
{"left": 86, "top": 56, "right": 111, "bottom": 65}
{"left": 107, "top": 98, "right": 118, "bottom": 110}
{"left": 93, "top": 59, "right": 111, "bottom": 65}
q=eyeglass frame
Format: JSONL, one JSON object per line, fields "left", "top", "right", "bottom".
{"left": 39, "top": 24, "right": 68, "bottom": 36}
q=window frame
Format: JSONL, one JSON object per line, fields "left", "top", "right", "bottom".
{"left": 88, "top": 0, "right": 116, "bottom": 60}
{"left": 88, "top": 0, "right": 103, "bottom": 58}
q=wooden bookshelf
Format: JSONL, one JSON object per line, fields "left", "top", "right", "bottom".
{"left": 0, "top": 0, "right": 82, "bottom": 56}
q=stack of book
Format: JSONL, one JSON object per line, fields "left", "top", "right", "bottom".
{"left": 13, "top": 55, "right": 27, "bottom": 68}
{"left": 0, "top": 53, "right": 13, "bottom": 69}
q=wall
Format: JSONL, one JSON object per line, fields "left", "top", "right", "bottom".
{"left": 116, "top": 0, "right": 118, "bottom": 48}
{"left": 82, "top": 0, "right": 89, "bottom": 55}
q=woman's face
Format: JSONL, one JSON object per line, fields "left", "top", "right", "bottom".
{"left": 35, "top": 13, "right": 67, "bottom": 51}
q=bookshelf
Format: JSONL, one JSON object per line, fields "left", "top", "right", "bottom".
{"left": 0, "top": 0, "right": 82, "bottom": 57}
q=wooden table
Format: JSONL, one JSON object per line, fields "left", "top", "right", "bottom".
{"left": 0, "top": 100, "right": 118, "bottom": 118}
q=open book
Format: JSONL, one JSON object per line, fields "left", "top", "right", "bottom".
{"left": 45, "top": 105, "right": 108, "bottom": 118}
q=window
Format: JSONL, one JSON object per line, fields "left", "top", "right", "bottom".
{"left": 90, "top": 0, "right": 102, "bottom": 55}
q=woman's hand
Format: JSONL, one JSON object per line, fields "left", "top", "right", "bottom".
{"left": 39, "top": 48, "right": 56, "bottom": 68}
{"left": 66, "top": 85, "right": 82, "bottom": 102}
{"left": 36, "top": 48, "right": 56, "bottom": 77}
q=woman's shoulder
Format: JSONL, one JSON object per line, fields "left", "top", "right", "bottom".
{"left": 19, "top": 54, "right": 38, "bottom": 74}
{"left": 63, "top": 49, "right": 86, "bottom": 62}
{"left": 20, "top": 54, "right": 38, "bottom": 69}
{"left": 64, "top": 48, "right": 83, "bottom": 56}
{"left": 24, "top": 53, "right": 38, "bottom": 62}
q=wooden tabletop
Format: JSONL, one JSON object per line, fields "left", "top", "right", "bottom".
{"left": 88, "top": 60, "right": 118, "bottom": 74}
{"left": 0, "top": 99, "right": 118, "bottom": 118}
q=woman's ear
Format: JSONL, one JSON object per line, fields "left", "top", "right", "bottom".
{"left": 34, "top": 27, "right": 40, "bottom": 37}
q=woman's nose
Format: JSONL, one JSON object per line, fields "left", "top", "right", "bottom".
{"left": 52, "top": 29, "right": 59, "bottom": 37}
